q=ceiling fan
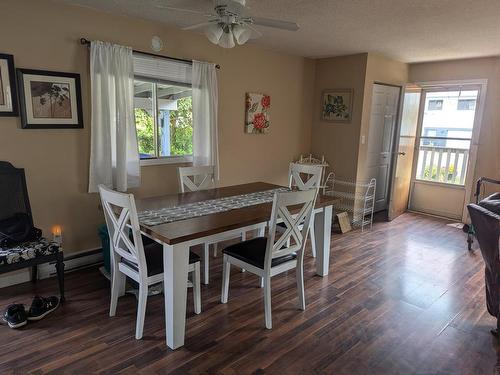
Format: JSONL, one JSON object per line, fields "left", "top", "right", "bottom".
{"left": 155, "top": 0, "right": 299, "bottom": 48}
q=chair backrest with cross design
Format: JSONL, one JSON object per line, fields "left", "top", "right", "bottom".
{"left": 98, "top": 185, "right": 148, "bottom": 277}
{"left": 264, "top": 189, "right": 316, "bottom": 270}
{"left": 288, "top": 163, "right": 323, "bottom": 192}
{"left": 178, "top": 166, "right": 216, "bottom": 193}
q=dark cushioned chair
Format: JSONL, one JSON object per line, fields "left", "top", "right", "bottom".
{"left": 0, "top": 161, "right": 64, "bottom": 301}
{"left": 467, "top": 193, "right": 500, "bottom": 335}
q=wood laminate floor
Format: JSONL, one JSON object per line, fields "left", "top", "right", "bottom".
{"left": 0, "top": 212, "right": 498, "bottom": 374}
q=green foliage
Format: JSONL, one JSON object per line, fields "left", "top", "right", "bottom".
{"left": 135, "top": 108, "right": 155, "bottom": 156}
{"left": 169, "top": 97, "right": 193, "bottom": 156}
{"left": 134, "top": 96, "right": 193, "bottom": 157}
{"left": 423, "top": 164, "right": 459, "bottom": 184}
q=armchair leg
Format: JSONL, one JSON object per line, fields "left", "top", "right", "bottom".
{"left": 55, "top": 253, "right": 65, "bottom": 302}
{"left": 31, "top": 265, "right": 38, "bottom": 283}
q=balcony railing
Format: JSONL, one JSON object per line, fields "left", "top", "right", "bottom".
{"left": 415, "top": 146, "right": 469, "bottom": 185}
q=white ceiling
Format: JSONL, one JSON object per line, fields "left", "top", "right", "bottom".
{"left": 59, "top": 0, "right": 500, "bottom": 63}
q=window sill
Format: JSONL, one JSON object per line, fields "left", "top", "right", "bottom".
{"left": 140, "top": 155, "right": 193, "bottom": 167}
{"left": 414, "top": 179, "right": 465, "bottom": 190}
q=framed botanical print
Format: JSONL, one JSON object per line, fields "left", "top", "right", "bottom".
{"left": 245, "top": 92, "right": 270, "bottom": 134}
{"left": 321, "top": 89, "right": 353, "bottom": 123}
{"left": 0, "top": 53, "right": 18, "bottom": 117}
{"left": 17, "top": 69, "right": 83, "bottom": 129}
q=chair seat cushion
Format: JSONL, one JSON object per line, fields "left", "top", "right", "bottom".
{"left": 222, "top": 237, "right": 296, "bottom": 269}
{"left": 122, "top": 242, "right": 200, "bottom": 277}
{"left": 0, "top": 237, "right": 61, "bottom": 266}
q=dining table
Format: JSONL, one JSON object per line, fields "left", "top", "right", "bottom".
{"left": 135, "top": 181, "right": 339, "bottom": 350}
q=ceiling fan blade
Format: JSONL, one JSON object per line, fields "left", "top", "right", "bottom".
{"left": 155, "top": 4, "right": 214, "bottom": 17}
{"left": 246, "top": 25, "right": 263, "bottom": 39}
{"left": 250, "top": 16, "right": 299, "bottom": 31}
{"left": 182, "top": 21, "right": 217, "bottom": 31}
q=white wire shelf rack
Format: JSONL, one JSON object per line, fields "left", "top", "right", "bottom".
{"left": 323, "top": 173, "right": 376, "bottom": 232}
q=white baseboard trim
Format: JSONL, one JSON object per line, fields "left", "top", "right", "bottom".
{"left": 0, "top": 248, "right": 103, "bottom": 289}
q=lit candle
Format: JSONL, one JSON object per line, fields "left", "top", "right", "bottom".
{"left": 52, "top": 225, "right": 63, "bottom": 244}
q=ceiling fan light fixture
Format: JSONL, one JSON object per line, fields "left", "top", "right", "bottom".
{"left": 218, "top": 26, "right": 235, "bottom": 48}
{"left": 205, "top": 23, "right": 223, "bottom": 45}
{"left": 232, "top": 24, "right": 252, "bottom": 45}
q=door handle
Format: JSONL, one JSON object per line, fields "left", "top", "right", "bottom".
{"left": 398, "top": 152, "right": 406, "bottom": 156}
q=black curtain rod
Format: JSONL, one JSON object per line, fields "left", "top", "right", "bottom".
{"left": 79, "top": 38, "right": 220, "bottom": 70}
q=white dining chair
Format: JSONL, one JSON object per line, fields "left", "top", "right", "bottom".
{"left": 280, "top": 162, "right": 322, "bottom": 258}
{"left": 178, "top": 166, "right": 217, "bottom": 193}
{"left": 178, "top": 166, "right": 248, "bottom": 285}
{"left": 221, "top": 189, "right": 317, "bottom": 329}
{"left": 99, "top": 185, "right": 201, "bottom": 340}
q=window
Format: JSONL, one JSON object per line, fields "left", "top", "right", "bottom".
{"left": 133, "top": 54, "right": 193, "bottom": 163}
{"left": 457, "top": 99, "right": 476, "bottom": 111}
{"left": 427, "top": 99, "right": 443, "bottom": 110}
{"left": 415, "top": 89, "right": 479, "bottom": 185}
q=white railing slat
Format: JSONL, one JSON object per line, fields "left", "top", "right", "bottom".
{"left": 444, "top": 150, "right": 451, "bottom": 183}
{"left": 460, "top": 151, "right": 469, "bottom": 185}
{"left": 436, "top": 149, "right": 443, "bottom": 182}
{"left": 428, "top": 149, "right": 435, "bottom": 181}
{"left": 452, "top": 151, "right": 459, "bottom": 183}
{"left": 419, "top": 149, "right": 428, "bottom": 179}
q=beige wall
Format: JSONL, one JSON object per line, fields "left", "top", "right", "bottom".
{"left": 311, "top": 53, "right": 408, "bottom": 183}
{"left": 311, "top": 54, "right": 368, "bottom": 180}
{"left": 356, "top": 54, "right": 409, "bottom": 182}
{"left": 0, "top": 0, "right": 314, "bottom": 254}
{"left": 410, "top": 57, "right": 500, "bottom": 200}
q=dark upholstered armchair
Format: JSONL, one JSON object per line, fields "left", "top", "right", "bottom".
{"left": 0, "top": 161, "right": 64, "bottom": 301}
{"left": 467, "top": 193, "right": 500, "bottom": 335}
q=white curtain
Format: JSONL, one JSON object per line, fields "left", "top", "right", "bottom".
{"left": 192, "top": 61, "right": 219, "bottom": 179}
{"left": 88, "top": 41, "right": 140, "bottom": 193}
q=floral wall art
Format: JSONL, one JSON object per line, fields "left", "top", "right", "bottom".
{"left": 245, "top": 92, "right": 270, "bottom": 134}
{"left": 321, "top": 89, "right": 353, "bottom": 123}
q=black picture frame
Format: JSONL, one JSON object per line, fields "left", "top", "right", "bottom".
{"left": 0, "top": 53, "right": 19, "bottom": 117}
{"left": 17, "top": 68, "right": 83, "bottom": 129}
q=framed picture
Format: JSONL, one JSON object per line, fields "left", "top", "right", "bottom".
{"left": 0, "top": 53, "right": 18, "bottom": 117}
{"left": 321, "top": 89, "right": 353, "bottom": 123}
{"left": 245, "top": 92, "right": 270, "bottom": 134}
{"left": 17, "top": 69, "right": 83, "bottom": 129}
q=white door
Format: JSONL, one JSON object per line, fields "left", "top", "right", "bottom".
{"left": 366, "top": 84, "right": 401, "bottom": 212}
{"left": 388, "top": 87, "right": 421, "bottom": 221}
{"left": 409, "top": 84, "right": 484, "bottom": 220}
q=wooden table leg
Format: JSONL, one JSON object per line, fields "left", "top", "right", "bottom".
{"left": 163, "top": 242, "right": 189, "bottom": 350}
{"left": 314, "top": 205, "right": 333, "bottom": 276}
